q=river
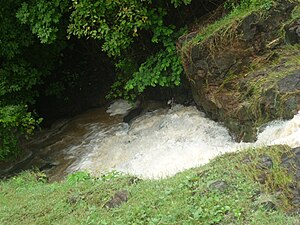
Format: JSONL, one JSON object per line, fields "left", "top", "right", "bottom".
{"left": 1, "top": 100, "right": 299, "bottom": 181}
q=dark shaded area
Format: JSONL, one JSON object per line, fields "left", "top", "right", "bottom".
{"left": 123, "top": 106, "right": 144, "bottom": 124}
{"left": 285, "top": 18, "right": 300, "bottom": 44}
{"left": 143, "top": 75, "right": 195, "bottom": 105}
{"left": 165, "top": 0, "right": 226, "bottom": 28}
{"left": 34, "top": 39, "right": 115, "bottom": 127}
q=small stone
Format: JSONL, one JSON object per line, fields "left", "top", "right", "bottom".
{"left": 257, "top": 173, "right": 269, "bottom": 184}
{"left": 209, "top": 180, "right": 228, "bottom": 192}
{"left": 242, "top": 155, "right": 252, "bottom": 164}
{"left": 291, "top": 196, "right": 300, "bottom": 207}
{"left": 128, "top": 177, "right": 141, "bottom": 185}
{"left": 250, "top": 190, "right": 261, "bottom": 202}
{"left": 260, "top": 200, "right": 277, "bottom": 211}
{"left": 104, "top": 190, "right": 129, "bottom": 209}
{"left": 257, "top": 155, "right": 273, "bottom": 170}
{"left": 67, "top": 195, "right": 79, "bottom": 204}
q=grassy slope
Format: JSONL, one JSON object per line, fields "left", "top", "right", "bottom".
{"left": 0, "top": 146, "right": 299, "bottom": 225}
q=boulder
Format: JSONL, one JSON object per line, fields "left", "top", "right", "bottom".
{"left": 180, "top": 0, "right": 300, "bottom": 141}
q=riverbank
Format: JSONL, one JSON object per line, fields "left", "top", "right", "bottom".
{"left": 1, "top": 145, "right": 299, "bottom": 224}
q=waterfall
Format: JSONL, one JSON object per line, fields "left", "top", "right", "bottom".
{"left": 70, "top": 101, "right": 300, "bottom": 179}
{"left": 3, "top": 100, "right": 299, "bottom": 181}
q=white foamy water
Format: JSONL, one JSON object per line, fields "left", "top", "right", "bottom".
{"left": 106, "top": 99, "right": 136, "bottom": 116}
{"left": 68, "top": 102, "right": 300, "bottom": 179}
{"left": 256, "top": 112, "right": 300, "bottom": 148}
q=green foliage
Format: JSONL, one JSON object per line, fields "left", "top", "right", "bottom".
{"left": 0, "top": 0, "right": 70, "bottom": 159}
{"left": 225, "top": 0, "right": 274, "bottom": 10}
{"left": 16, "top": 0, "right": 69, "bottom": 44}
{"left": 0, "top": 60, "right": 41, "bottom": 104}
{"left": 0, "top": 0, "right": 45, "bottom": 159}
{"left": 67, "top": 0, "right": 188, "bottom": 99}
{"left": 171, "top": 0, "right": 192, "bottom": 8}
{"left": 0, "top": 0, "right": 34, "bottom": 59}
{"left": 107, "top": 28, "right": 184, "bottom": 100}
{"left": 125, "top": 44, "right": 183, "bottom": 96}
{"left": 0, "top": 105, "right": 42, "bottom": 159}
{"left": 68, "top": 0, "right": 152, "bottom": 57}
{"left": 100, "top": 170, "right": 123, "bottom": 181}
{"left": 67, "top": 171, "right": 91, "bottom": 183}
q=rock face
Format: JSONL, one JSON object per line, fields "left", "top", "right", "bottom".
{"left": 180, "top": 0, "right": 300, "bottom": 141}
{"left": 285, "top": 18, "right": 300, "bottom": 44}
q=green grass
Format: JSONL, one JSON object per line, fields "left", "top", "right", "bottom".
{"left": 0, "top": 145, "right": 299, "bottom": 225}
{"left": 182, "top": 0, "right": 275, "bottom": 50}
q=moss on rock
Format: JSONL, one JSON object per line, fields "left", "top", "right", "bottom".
{"left": 180, "top": 0, "right": 300, "bottom": 141}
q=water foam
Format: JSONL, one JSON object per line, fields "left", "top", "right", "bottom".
{"left": 74, "top": 104, "right": 300, "bottom": 179}
{"left": 106, "top": 99, "right": 136, "bottom": 116}
{"left": 256, "top": 112, "right": 300, "bottom": 148}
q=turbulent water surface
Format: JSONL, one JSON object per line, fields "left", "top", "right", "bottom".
{"left": 1, "top": 100, "right": 299, "bottom": 181}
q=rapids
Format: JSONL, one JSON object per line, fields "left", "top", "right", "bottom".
{"left": 1, "top": 100, "right": 299, "bottom": 181}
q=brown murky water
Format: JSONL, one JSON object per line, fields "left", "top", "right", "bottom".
{"left": 0, "top": 101, "right": 167, "bottom": 181}
{"left": 0, "top": 107, "right": 122, "bottom": 182}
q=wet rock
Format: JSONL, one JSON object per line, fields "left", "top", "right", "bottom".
{"left": 278, "top": 72, "right": 300, "bottom": 93}
{"left": 180, "top": 0, "right": 300, "bottom": 141}
{"left": 285, "top": 18, "right": 300, "bottom": 44}
{"left": 281, "top": 147, "right": 300, "bottom": 179}
{"left": 209, "top": 180, "right": 228, "bottom": 192}
{"left": 104, "top": 190, "right": 129, "bottom": 209}
{"left": 238, "top": 12, "right": 260, "bottom": 41}
{"left": 39, "top": 162, "right": 57, "bottom": 171}
{"left": 280, "top": 147, "right": 300, "bottom": 213}
{"left": 255, "top": 193, "right": 277, "bottom": 211}
{"left": 123, "top": 106, "right": 143, "bottom": 124}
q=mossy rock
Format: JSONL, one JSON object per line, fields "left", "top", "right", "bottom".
{"left": 180, "top": 0, "right": 300, "bottom": 141}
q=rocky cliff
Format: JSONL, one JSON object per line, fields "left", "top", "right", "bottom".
{"left": 180, "top": 0, "right": 300, "bottom": 141}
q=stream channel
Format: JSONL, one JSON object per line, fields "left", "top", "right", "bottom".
{"left": 1, "top": 100, "right": 300, "bottom": 182}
